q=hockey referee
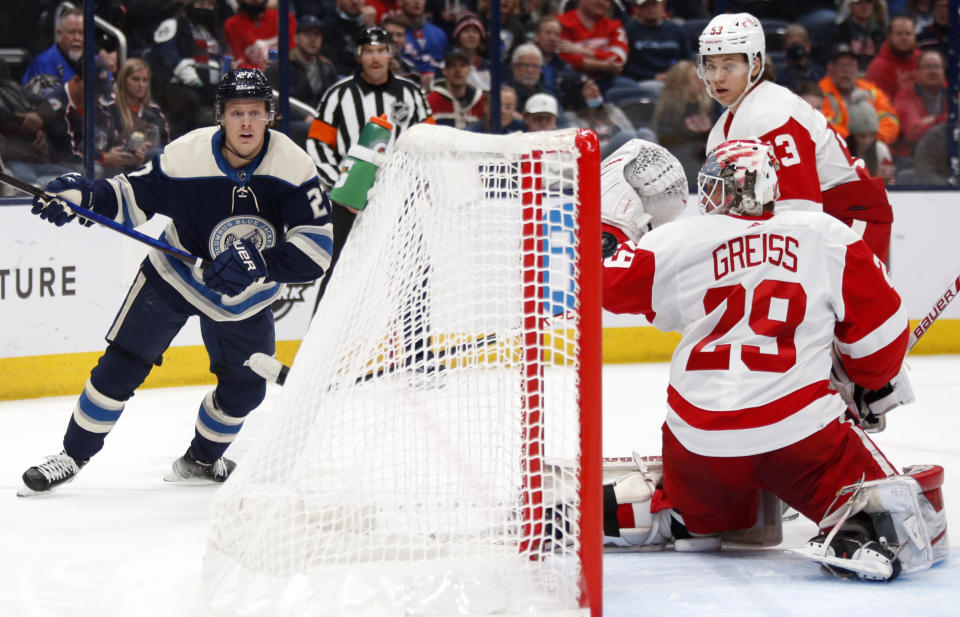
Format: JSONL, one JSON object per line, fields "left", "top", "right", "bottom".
{"left": 306, "top": 25, "right": 434, "bottom": 307}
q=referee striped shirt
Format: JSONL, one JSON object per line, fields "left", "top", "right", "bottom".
{"left": 305, "top": 72, "right": 434, "bottom": 188}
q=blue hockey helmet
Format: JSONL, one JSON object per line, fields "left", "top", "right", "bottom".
{"left": 215, "top": 68, "right": 276, "bottom": 123}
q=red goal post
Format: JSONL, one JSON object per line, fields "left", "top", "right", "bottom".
{"left": 204, "top": 125, "right": 603, "bottom": 617}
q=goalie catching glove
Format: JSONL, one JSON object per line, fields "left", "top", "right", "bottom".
{"left": 31, "top": 173, "right": 96, "bottom": 227}
{"left": 203, "top": 238, "right": 268, "bottom": 296}
{"left": 600, "top": 139, "right": 688, "bottom": 257}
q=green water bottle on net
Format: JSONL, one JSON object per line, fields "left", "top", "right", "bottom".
{"left": 328, "top": 114, "right": 394, "bottom": 211}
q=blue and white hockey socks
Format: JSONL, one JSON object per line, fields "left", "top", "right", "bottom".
{"left": 63, "top": 380, "right": 126, "bottom": 460}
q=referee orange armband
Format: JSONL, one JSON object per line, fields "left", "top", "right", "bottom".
{"left": 308, "top": 119, "right": 338, "bottom": 146}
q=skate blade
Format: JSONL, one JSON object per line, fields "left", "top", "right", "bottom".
{"left": 16, "top": 482, "right": 45, "bottom": 497}
{"left": 163, "top": 471, "right": 223, "bottom": 484}
{"left": 785, "top": 547, "right": 893, "bottom": 579}
{"left": 16, "top": 478, "right": 72, "bottom": 497}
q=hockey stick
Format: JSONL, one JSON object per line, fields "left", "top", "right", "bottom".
{"left": 0, "top": 171, "right": 203, "bottom": 267}
{"left": 244, "top": 332, "right": 503, "bottom": 386}
{"left": 908, "top": 273, "right": 960, "bottom": 351}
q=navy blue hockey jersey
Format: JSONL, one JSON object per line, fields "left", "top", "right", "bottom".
{"left": 88, "top": 126, "right": 333, "bottom": 321}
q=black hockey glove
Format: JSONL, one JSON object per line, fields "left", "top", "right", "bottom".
{"left": 31, "top": 173, "right": 95, "bottom": 227}
{"left": 203, "top": 238, "right": 268, "bottom": 296}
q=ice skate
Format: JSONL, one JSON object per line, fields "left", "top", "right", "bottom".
{"left": 18, "top": 451, "right": 88, "bottom": 496}
{"left": 164, "top": 448, "right": 236, "bottom": 484}
{"left": 792, "top": 529, "right": 902, "bottom": 582}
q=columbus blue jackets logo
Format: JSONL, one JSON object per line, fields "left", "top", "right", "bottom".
{"left": 209, "top": 216, "right": 276, "bottom": 257}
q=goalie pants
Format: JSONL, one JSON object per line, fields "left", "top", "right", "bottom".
{"left": 657, "top": 417, "right": 897, "bottom": 535}
{"left": 62, "top": 268, "right": 274, "bottom": 462}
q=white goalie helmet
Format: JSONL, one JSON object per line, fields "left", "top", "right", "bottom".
{"left": 698, "top": 139, "right": 780, "bottom": 216}
{"left": 599, "top": 139, "right": 688, "bottom": 243}
{"left": 697, "top": 12, "right": 766, "bottom": 106}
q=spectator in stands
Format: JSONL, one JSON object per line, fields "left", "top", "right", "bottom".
{"left": 452, "top": 11, "right": 490, "bottom": 92}
{"left": 557, "top": 0, "right": 630, "bottom": 92}
{"left": 774, "top": 24, "right": 825, "bottom": 94}
{"left": 395, "top": 0, "right": 449, "bottom": 89}
{"left": 893, "top": 48, "right": 947, "bottom": 158}
{"left": 477, "top": 0, "right": 528, "bottom": 64}
{"left": 534, "top": 17, "right": 575, "bottom": 98}
{"left": 50, "top": 58, "right": 114, "bottom": 172}
{"left": 916, "top": 0, "right": 948, "bottom": 59}
{"left": 912, "top": 121, "right": 948, "bottom": 184}
{"left": 424, "top": 0, "right": 471, "bottom": 40}
{"left": 506, "top": 43, "right": 552, "bottom": 111}
{"left": 865, "top": 15, "right": 920, "bottom": 101}
{"left": 382, "top": 14, "right": 421, "bottom": 81}
{"left": 522, "top": 92, "right": 559, "bottom": 132}
{"left": 427, "top": 47, "right": 485, "bottom": 128}
{"left": 21, "top": 8, "right": 85, "bottom": 87}
{"left": 623, "top": 0, "right": 691, "bottom": 84}
{"left": 98, "top": 58, "right": 171, "bottom": 179}
{"left": 650, "top": 59, "right": 711, "bottom": 188}
{"left": 831, "top": 0, "right": 888, "bottom": 72}
{"left": 320, "top": 0, "right": 368, "bottom": 77}
{"left": 0, "top": 58, "right": 73, "bottom": 185}
{"left": 796, "top": 80, "right": 826, "bottom": 109}
{"left": 224, "top": 0, "right": 297, "bottom": 69}
{"left": 907, "top": 0, "right": 935, "bottom": 32}
{"left": 819, "top": 43, "right": 900, "bottom": 146}
{"left": 560, "top": 73, "right": 637, "bottom": 151}
{"left": 150, "top": 0, "right": 225, "bottom": 139}
{"left": 367, "top": 0, "right": 399, "bottom": 22}
{"left": 466, "top": 84, "right": 525, "bottom": 133}
{"left": 264, "top": 15, "right": 338, "bottom": 108}
{"left": 846, "top": 100, "right": 897, "bottom": 185}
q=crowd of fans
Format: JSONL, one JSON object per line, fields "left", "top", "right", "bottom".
{"left": 0, "top": 0, "right": 954, "bottom": 187}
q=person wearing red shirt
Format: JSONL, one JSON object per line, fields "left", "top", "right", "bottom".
{"left": 426, "top": 47, "right": 485, "bottom": 129}
{"left": 556, "top": 0, "right": 629, "bottom": 90}
{"left": 864, "top": 15, "right": 921, "bottom": 101}
{"left": 893, "top": 48, "right": 948, "bottom": 158}
{"left": 224, "top": 0, "right": 296, "bottom": 69}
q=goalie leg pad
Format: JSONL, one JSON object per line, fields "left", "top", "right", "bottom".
{"left": 795, "top": 465, "right": 948, "bottom": 576}
{"left": 602, "top": 453, "right": 721, "bottom": 551}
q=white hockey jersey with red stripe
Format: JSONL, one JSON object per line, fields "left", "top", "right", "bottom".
{"left": 602, "top": 210, "right": 908, "bottom": 457}
{"left": 707, "top": 81, "right": 891, "bottom": 227}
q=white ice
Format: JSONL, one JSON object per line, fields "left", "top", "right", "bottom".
{"left": 1, "top": 357, "right": 958, "bottom": 617}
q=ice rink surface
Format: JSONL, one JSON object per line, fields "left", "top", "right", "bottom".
{"left": 1, "top": 356, "right": 958, "bottom": 617}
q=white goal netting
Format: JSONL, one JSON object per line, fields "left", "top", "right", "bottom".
{"left": 203, "top": 125, "right": 601, "bottom": 617}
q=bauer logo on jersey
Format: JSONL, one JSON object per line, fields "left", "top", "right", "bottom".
{"left": 391, "top": 100, "right": 410, "bottom": 124}
{"left": 209, "top": 216, "right": 276, "bottom": 257}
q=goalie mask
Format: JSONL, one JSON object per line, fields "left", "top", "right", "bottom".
{"left": 600, "top": 139, "right": 688, "bottom": 243}
{"left": 698, "top": 139, "right": 780, "bottom": 216}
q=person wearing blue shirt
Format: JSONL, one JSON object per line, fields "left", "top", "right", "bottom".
{"left": 21, "top": 8, "right": 85, "bottom": 87}
{"left": 623, "top": 0, "right": 692, "bottom": 83}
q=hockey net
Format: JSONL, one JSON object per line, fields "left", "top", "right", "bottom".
{"left": 203, "top": 125, "right": 603, "bottom": 617}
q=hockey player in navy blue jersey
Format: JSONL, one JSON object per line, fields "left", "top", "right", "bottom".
{"left": 19, "top": 68, "right": 334, "bottom": 496}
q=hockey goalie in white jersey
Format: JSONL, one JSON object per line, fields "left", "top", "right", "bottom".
{"left": 598, "top": 138, "right": 947, "bottom": 581}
